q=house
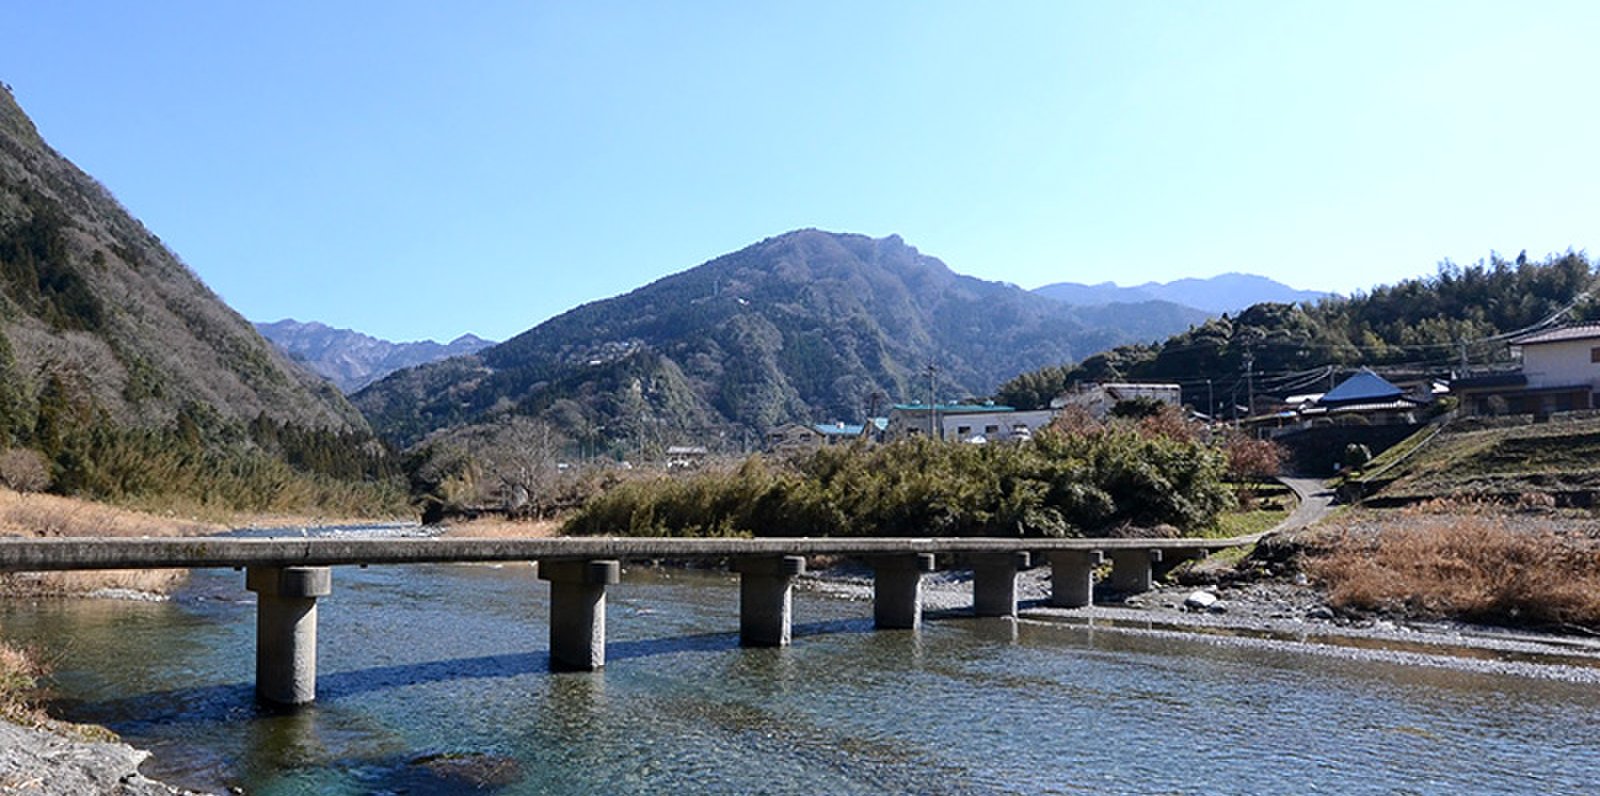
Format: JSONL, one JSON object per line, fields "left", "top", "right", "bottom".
{"left": 1452, "top": 324, "right": 1600, "bottom": 416}
{"left": 884, "top": 403, "right": 1056, "bottom": 443}
{"left": 765, "top": 423, "right": 821, "bottom": 452}
{"left": 1255, "top": 368, "right": 1427, "bottom": 436}
{"left": 665, "top": 445, "right": 709, "bottom": 469}
{"left": 765, "top": 420, "right": 878, "bottom": 453}
{"left": 1050, "top": 382, "right": 1183, "bottom": 418}
{"left": 812, "top": 421, "right": 866, "bottom": 446}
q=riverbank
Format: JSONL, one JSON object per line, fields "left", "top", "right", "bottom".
{"left": 0, "top": 639, "right": 209, "bottom": 795}
{"left": 0, "top": 721, "right": 208, "bottom": 795}
{"left": 797, "top": 563, "right": 1600, "bottom": 682}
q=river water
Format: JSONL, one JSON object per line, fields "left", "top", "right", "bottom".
{"left": 3, "top": 533, "right": 1600, "bottom": 795}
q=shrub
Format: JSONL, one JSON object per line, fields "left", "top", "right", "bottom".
{"left": 1224, "top": 435, "right": 1283, "bottom": 481}
{"left": 0, "top": 448, "right": 50, "bottom": 493}
{"left": 0, "top": 641, "right": 47, "bottom": 727}
{"left": 565, "top": 419, "right": 1234, "bottom": 538}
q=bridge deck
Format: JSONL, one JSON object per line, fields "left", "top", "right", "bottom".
{"left": 0, "top": 534, "right": 1264, "bottom": 572}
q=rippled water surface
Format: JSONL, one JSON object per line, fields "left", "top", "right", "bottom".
{"left": 4, "top": 540, "right": 1600, "bottom": 795}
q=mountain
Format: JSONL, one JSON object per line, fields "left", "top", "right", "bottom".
{"left": 354, "top": 229, "right": 1213, "bottom": 450}
{"left": 0, "top": 85, "right": 394, "bottom": 509}
{"left": 256, "top": 319, "right": 495, "bottom": 393}
{"left": 1034, "top": 273, "right": 1329, "bottom": 314}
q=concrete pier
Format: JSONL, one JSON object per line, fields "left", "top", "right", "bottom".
{"left": 540, "top": 560, "right": 621, "bottom": 671}
{"left": 871, "top": 553, "right": 936, "bottom": 629}
{"left": 733, "top": 555, "right": 806, "bottom": 647}
{"left": 971, "top": 551, "right": 1031, "bottom": 618}
{"left": 1108, "top": 548, "right": 1162, "bottom": 594}
{"left": 245, "top": 565, "right": 331, "bottom": 706}
{"left": 1046, "top": 550, "right": 1103, "bottom": 608}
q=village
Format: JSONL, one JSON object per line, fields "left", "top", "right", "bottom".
{"left": 749, "top": 323, "right": 1600, "bottom": 472}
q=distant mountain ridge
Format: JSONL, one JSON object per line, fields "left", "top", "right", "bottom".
{"left": 256, "top": 319, "right": 495, "bottom": 393}
{"left": 1034, "top": 273, "right": 1328, "bottom": 314}
{"left": 354, "top": 229, "right": 1212, "bottom": 450}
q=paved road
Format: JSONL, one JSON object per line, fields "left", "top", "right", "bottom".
{"left": 1272, "top": 476, "right": 1338, "bottom": 533}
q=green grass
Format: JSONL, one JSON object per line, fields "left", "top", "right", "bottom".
{"left": 1213, "top": 506, "right": 1291, "bottom": 537}
{"left": 1365, "top": 416, "right": 1600, "bottom": 501}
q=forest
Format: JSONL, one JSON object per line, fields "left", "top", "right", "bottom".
{"left": 997, "top": 252, "right": 1598, "bottom": 413}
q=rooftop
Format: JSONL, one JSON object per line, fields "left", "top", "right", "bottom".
{"left": 1511, "top": 324, "right": 1600, "bottom": 346}
{"left": 892, "top": 403, "right": 1016, "bottom": 413}
{"left": 1317, "top": 368, "right": 1403, "bottom": 407}
{"left": 813, "top": 422, "right": 865, "bottom": 436}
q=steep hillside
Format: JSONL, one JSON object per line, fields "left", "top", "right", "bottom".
{"left": 1034, "top": 273, "right": 1328, "bottom": 314}
{"left": 256, "top": 319, "right": 495, "bottom": 392}
{"left": 0, "top": 85, "right": 397, "bottom": 511}
{"left": 355, "top": 229, "right": 1209, "bottom": 449}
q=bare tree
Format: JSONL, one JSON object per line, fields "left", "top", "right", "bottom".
{"left": 485, "top": 416, "right": 575, "bottom": 518}
{"left": 0, "top": 448, "right": 51, "bottom": 494}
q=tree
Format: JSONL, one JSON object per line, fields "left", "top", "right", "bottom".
{"left": 0, "top": 448, "right": 50, "bottom": 493}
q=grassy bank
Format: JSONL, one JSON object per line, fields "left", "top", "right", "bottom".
{"left": 1302, "top": 503, "right": 1600, "bottom": 630}
{"left": 1351, "top": 415, "right": 1600, "bottom": 505}
{"left": 0, "top": 641, "right": 46, "bottom": 728}
{"left": 0, "top": 487, "right": 221, "bottom": 596}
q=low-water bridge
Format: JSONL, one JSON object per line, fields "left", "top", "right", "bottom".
{"left": 0, "top": 534, "right": 1261, "bottom": 705}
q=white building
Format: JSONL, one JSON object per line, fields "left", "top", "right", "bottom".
{"left": 1050, "top": 382, "right": 1183, "bottom": 417}
{"left": 1453, "top": 324, "right": 1600, "bottom": 415}
{"left": 885, "top": 404, "right": 1056, "bottom": 443}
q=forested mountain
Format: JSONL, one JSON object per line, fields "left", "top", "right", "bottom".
{"left": 1034, "top": 273, "right": 1328, "bottom": 314}
{"left": 355, "top": 229, "right": 1210, "bottom": 451}
{"left": 256, "top": 319, "right": 494, "bottom": 393}
{"left": 1000, "top": 252, "right": 1598, "bottom": 412}
{"left": 0, "top": 85, "right": 399, "bottom": 511}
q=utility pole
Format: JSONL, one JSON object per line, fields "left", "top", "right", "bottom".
{"left": 925, "top": 362, "right": 940, "bottom": 440}
{"left": 1206, "top": 378, "right": 1214, "bottom": 420}
{"left": 1244, "top": 353, "right": 1255, "bottom": 421}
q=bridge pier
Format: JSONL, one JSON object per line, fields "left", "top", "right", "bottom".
{"left": 245, "top": 566, "right": 331, "bottom": 706}
{"left": 1109, "top": 548, "right": 1162, "bottom": 594}
{"left": 871, "top": 553, "right": 936, "bottom": 629}
{"left": 540, "top": 560, "right": 620, "bottom": 671}
{"left": 733, "top": 555, "right": 806, "bottom": 647}
{"left": 1046, "top": 550, "right": 1102, "bottom": 608}
{"left": 971, "top": 551, "right": 1031, "bottom": 618}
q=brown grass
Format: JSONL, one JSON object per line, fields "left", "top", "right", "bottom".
{"left": 0, "top": 486, "right": 221, "bottom": 596}
{"left": 0, "top": 487, "right": 219, "bottom": 538}
{"left": 440, "top": 517, "right": 563, "bottom": 539}
{"left": 0, "top": 640, "right": 48, "bottom": 728}
{"left": 1304, "top": 509, "right": 1600, "bottom": 629}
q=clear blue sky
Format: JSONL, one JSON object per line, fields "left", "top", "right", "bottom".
{"left": 2, "top": 2, "right": 1595, "bottom": 342}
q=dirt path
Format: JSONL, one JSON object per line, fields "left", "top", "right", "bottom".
{"left": 1273, "top": 475, "right": 1337, "bottom": 533}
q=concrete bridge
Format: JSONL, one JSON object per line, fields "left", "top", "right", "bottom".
{"left": 0, "top": 534, "right": 1261, "bottom": 706}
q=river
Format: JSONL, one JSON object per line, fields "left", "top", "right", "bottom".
{"left": 2, "top": 530, "right": 1599, "bottom": 795}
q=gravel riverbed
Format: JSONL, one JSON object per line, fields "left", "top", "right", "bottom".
{"left": 801, "top": 565, "right": 1600, "bottom": 684}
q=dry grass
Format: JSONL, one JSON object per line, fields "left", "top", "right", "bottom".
{"left": 440, "top": 517, "right": 563, "bottom": 539}
{"left": 0, "top": 487, "right": 219, "bottom": 538}
{"left": 0, "top": 486, "right": 221, "bottom": 597}
{"left": 0, "top": 640, "right": 47, "bottom": 728}
{"left": 1304, "top": 506, "right": 1600, "bottom": 629}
